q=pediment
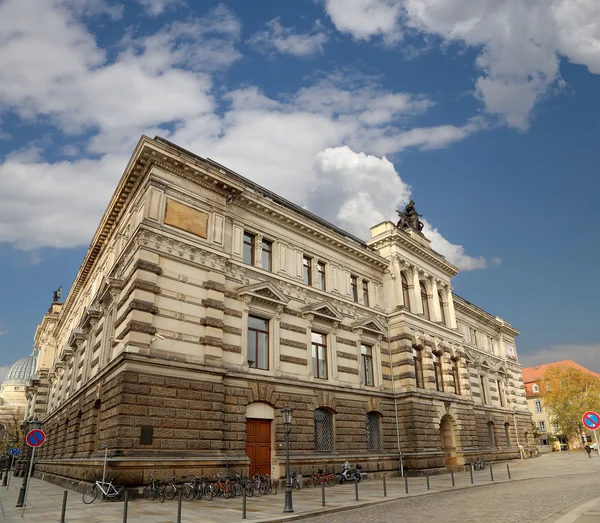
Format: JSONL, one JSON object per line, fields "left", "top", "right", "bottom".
{"left": 352, "top": 316, "right": 386, "bottom": 336}
{"left": 68, "top": 329, "right": 85, "bottom": 348}
{"left": 237, "top": 281, "right": 289, "bottom": 306}
{"left": 302, "top": 300, "right": 343, "bottom": 322}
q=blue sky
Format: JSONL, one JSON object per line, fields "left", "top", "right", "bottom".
{"left": 1, "top": 0, "right": 599, "bottom": 377}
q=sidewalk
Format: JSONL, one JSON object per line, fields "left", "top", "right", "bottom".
{"left": 0, "top": 453, "right": 598, "bottom": 523}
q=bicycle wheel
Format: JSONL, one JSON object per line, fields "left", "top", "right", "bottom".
{"left": 159, "top": 485, "right": 166, "bottom": 503}
{"left": 164, "top": 484, "right": 177, "bottom": 500}
{"left": 203, "top": 484, "right": 214, "bottom": 501}
{"left": 143, "top": 485, "right": 153, "bottom": 500}
{"left": 245, "top": 483, "right": 254, "bottom": 497}
{"left": 326, "top": 475, "right": 335, "bottom": 488}
{"left": 183, "top": 484, "right": 195, "bottom": 501}
{"left": 307, "top": 477, "right": 315, "bottom": 488}
{"left": 234, "top": 482, "right": 242, "bottom": 497}
{"left": 111, "top": 485, "right": 125, "bottom": 502}
{"left": 271, "top": 480, "right": 278, "bottom": 495}
{"left": 223, "top": 486, "right": 233, "bottom": 499}
{"left": 293, "top": 479, "right": 300, "bottom": 490}
{"left": 83, "top": 484, "right": 98, "bottom": 504}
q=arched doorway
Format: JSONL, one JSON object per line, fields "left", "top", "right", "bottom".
{"left": 245, "top": 403, "right": 274, "bottom": 477}
{"left": 440, "top": 415, "right": 458, "bottom": 467}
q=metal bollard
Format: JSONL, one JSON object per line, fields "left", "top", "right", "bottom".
{"left": 426, "top": 473, "right": 430, "bottom": 490}
{"left": 469, "top": 464, "right": 474, "bottom": 485}
{"left": 506, "top": 463, "right": 511, "bottom": 480}
{"left": 354, "top": 480, "right": 359, "bottom": 501}
{"left": 383, "top": 476, "right": 387, "bottom": 497}
{"left": 321, "top": 480, "right": 326, "bottom": 507}
{"left": 242, "top": 484, "right": 247, "bottom": 519}
{"left": 451, "top": 470, "right": 455, "bottom": 487}
{"left": 122, "top": 490, "right": 128, "bottom": 523}
{"left": 490, "top": 464, "right": 494, "bottom": 482}
{"left": 176, "top": 487, "right": 183, "bottom": 523}
{"left": 404, "top": 475, "right": 408, "bottom": 494}
{"left": 60, "top": 490, "right": 68, "bottom": 523}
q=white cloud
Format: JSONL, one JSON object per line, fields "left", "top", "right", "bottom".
{"left": 519, "top": 344, "right": 600, "bottom": 374}
{"left": 0, "top": 1, "right": 490, "bottom": 270}
{"left": 324, "top": 0, "right": 600, "bottom": 129}
{"left": 422, "top": 221, "right": 487, "bottom": 270}
{"left": 135, "top": 0, "right": 184, "bottom": 17}
{"left": 324, "top": 0, "right": 403, "bottom": 43}
{"left": 0, "top": 366, "right": 10, "bottom": 384}
{"left": 249, "top": 17, "right": 328, "bottom": 57}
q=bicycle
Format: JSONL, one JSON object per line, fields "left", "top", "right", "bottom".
{"left": 291, "top": 471, "right": 301, "bottom": 490}
{"left": 142, "top": 472, "right": 162, "bottom": 501}
{"left": 83, "top": 474, "right": 125, "bottom": 504}
{"left": 306, "top": 469, "right": 335, "bottom": 488}
{"left": 183, "top": 475, "right": 213, "bottom": 501}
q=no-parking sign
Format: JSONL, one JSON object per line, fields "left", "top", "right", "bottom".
{"left": 25, "top": 429, "right": 46, "bottom": 448}
{"left": 582, "top": 411, "right": 600, "bottom": 431}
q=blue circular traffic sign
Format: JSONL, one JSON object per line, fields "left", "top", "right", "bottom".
{"left": 582, "top": 411, "right": 600, "bottom": 431}
{"left": 26, "top": 429, "right": 46, "bottom": 448}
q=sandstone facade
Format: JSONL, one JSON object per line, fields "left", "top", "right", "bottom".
{"left": 29, "top": 136, "right": 533, "bottom": 486}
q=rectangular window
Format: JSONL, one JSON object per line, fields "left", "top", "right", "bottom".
{"left": 433, "top": 353, "right": 444, "bottom": 392}
{"left": 311, "top": 332, "right": 327, "bottom": 379}
{"left": 362, "top": 281, "right": 369, "bottom": 306}
{"left": 303, "top": 256, "right": 312, "bottom": 285}
{"left": 552, "top": 423, "right": 560, "bottom": 432}
{"left": 247, "top": 316, "right": 269, "bottom": 370}
{"left": 452, "top": 359, "right": 461, "bottom": 395}
{"left": 317, "top": 262, "right": 326, "bottom": 290}
{"left": 361, "top": 344, "right": 374, "bottom": 386}
{"left": 498, "top": 379, "right": 506, "bottom": 407}
{"left": 480, "top": 375, "right": 487, "bottom": 404}
{"left": 413, "top": 348, "right": 424, "bottom": 388}
{"left": 538, "top": 421, "right": 546, "bottom": 432}
{"left": 243, "top": 232, "right": 255, "bottom": 265}
{"left": 350, "top": 275, "right": 358, "bottom": 302}
{"left": 535, "top": 400, "right": 543, "bottom": 413}
{"left": 261, "top": 239, "right": 272, "bottom": 271}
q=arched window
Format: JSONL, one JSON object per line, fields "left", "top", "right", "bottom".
{"left": 487, "top": 421, "right": 495, "bottom": 447}
{"left": 420, "top": 282, "right": 430, "bottom": 319}
{"left": 314, "top": 409, "right": 334, "bottom": 451}
{"left": 366, "top": 412, "right": 382, "bottom": 451}
{"left": 504, "top": 423, "right": 511, "bottom": 447}
{"left": 401, "top": 273, "right": 411, "bottom": 310}
{"left": 438, "top": 292, "right": 446, "bottom": 325}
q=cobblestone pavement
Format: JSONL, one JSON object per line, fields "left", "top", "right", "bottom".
{"left": 0, "top": 452, "right": 598, "bottom": 522}
{"left": 299, "top": 473, "right": 600, "bottom": 523}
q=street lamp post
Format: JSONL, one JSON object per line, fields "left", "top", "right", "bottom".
{"left": 281, "top": 404, "right": 294, "bottom": 513}
{"left": 16, "top": 417, "right": 42, "bottom": 508}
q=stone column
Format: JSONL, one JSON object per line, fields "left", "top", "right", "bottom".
{"left": 430, "top": 279, "right": 442, "bottom": 323}
{"left": 254, "top": 234, "right": 263, "bottom": 267}
{"left": 273, "top": 305, "right": 283, "bottom": 372}
{"left": 410, "top": 267, "right": 423, "bottom": 315}
{"left": 305, "top": 314, "right": 315, "bottom": 379}
{"left": 392, "top": 259, "right": 403, "bottom": 308}
{"left": 445, "top": 286, "right": 457, "bottom": 329}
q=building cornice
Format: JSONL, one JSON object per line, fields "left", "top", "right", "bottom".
{"left": 453, "top": 294, "right": 520, "bottom": 337}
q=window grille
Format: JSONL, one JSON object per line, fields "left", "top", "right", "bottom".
{"left": 314, "top": 409, "right": 334, "bottom": 451}
{"left": 366, "top": 412, "right": 381, "bottom": 450}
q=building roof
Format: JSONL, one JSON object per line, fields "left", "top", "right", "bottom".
{"left": 522, "top": 360, "right": 600, "bottom": 398}
{"left": 3, "top": 352, "right": 37, "bottom": 385}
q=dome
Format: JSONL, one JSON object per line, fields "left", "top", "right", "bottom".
{"left": 3, "top": 352, "right": 37, "bottom": 385}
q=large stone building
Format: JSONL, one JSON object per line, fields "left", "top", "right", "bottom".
{"left": 0, "top": 352, "right": 37, "bottom": 446}
{"left": 28, "top": 136, "right": 533, "bottom": 486}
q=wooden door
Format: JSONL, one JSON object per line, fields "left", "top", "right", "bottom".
{"left": 246, "top": 419, "right": 271, "bottom": 477}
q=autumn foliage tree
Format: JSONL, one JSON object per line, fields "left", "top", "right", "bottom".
{"left": 541, "top": 365, "right": 600, "bottom": 441}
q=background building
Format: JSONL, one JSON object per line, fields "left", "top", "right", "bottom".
{"left": 523, "top": 360, "right": 600, "bottom": 451}
{"left": 27, "top": 136, "right": 533, "bottom": 487}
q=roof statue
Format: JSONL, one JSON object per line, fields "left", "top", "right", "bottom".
{"left": 396, "top": 200, "right": 424, "bottom": 232}
{"left": 53, "top": 286, "right": 62, "bottom": 303}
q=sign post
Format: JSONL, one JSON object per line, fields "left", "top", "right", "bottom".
{"left": 21, "top": 429, "right": 46, "bottom": 516}
{"left": 582, "top": 411, "right": 600, "bottom": 458}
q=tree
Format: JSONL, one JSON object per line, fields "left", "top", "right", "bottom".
{"left": 541, "top": 365, "right": 600, "bottom": 442}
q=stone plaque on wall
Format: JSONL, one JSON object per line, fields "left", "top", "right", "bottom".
{"left": 164, "top": 198, "right": 208, "bottom": 238}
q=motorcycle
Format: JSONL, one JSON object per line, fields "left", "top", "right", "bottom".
{"left": 339, "top": 461, "right": 362, "bottom": 484}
